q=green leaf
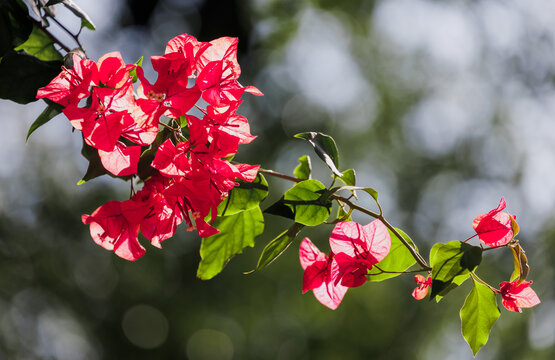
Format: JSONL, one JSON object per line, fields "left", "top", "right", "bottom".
{"left": 0, "top": 0, "right": 33, "bottom": 56}
{"left": 293, "top": 155, "right": 311, "bottom": 180}
{"left": 81, "top": 17, "right": 95, "bottom": 31}
{"left": 283, "top": 179, "right": 331, "bottom": 226}
{"left": 338, "top": 168, "right": 356, "bottom": 186}
{"left": 251, "top": 222, "right": 304, "bottom": 271}
{"left": 294, "top": 132, "right": 342, "bottom": 176}
{"left": 26, "top": 99, "right": 63, "bottom": 141}
{"left": 460, "top": 279, "right": 500, "bottom": 357}
{"left": 0, "top": 51, "right": 62, "bottom": 104}
{"left": 430, "top": 241, "right": 482, "bottom": 299}
{"left": 367, "top": 228, "right": 417, "bottom": 281}
{"left": 430, "top": 243, "right": 470, "bottom": 302}
{"left": 435, "top": 273, "right": 470, "bottom": 302}
{"left": 14, "top": 25, "right": 62, "bottom": 61}
{"left": 217, "top": 174, "right": 268, "bottom": 216}
{"left": 129, "top": 56, "right": 143, "bottom": 83}
{"left": 197, "top": 207, "right": 264, "bottom": 280}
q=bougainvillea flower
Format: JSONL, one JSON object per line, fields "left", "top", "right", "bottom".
{"left": 473, "top": 197, "right": 518, "bottom": 247}
{"left": 195, "top": 37, "right": 240, "bottom": 77}
{"left": 299, "top": 238, "right": 347, "bottom": 310}
{"left": 195, "top": 60, "right": 263, "bottom": 107}
{"left": 136, "top": 56, "right": 201, "bottom": 118}
{"left": 97, "top": 51, "right": 135, "bottom": 89}
{"left": 205, "top": 101, "right": 256, "bottom": 145}
{"left": 329, "top": 220, "right": 391, "bottom": 288}
{"left": 498, "top": 279, "right": 541, "bottom": 313}
{"left": 165, "top": 33, "right": 211, "bottom": 78}
{"left": 82, "top": 200, "right": 145, "bottom": 261}
{"left": 412, "top": 274, "right": 432, "bottom": 300}
{"left": 131, "top": 175, "right": 183, "bottom": 248}
{"left": 37, "top": 53, "right": 99, "bottom": 106}
{"left": 98, "top": 142, "right": 141, "bottom": 176}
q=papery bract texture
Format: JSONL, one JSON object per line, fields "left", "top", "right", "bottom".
{"left": 329, "top": 220, "right": 391, "bottom": 287}
{"left": 412, "top": 274, "right": 432, "bottom": 300}
{"left": 473, "top": 197, "right": 518, "bottom": 247}
{"left": 499, "top": 279, "right": 540, "bottom": 313}
{"left": 299, "top": 238, "right": 347, "bottom": 310}
{"left": 82, "top": 200, "right": 145, "bottom": 261}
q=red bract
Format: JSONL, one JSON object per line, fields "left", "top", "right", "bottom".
{"left": 131, "top": 175, "right": 184, "bottom": 247}
{"left": 299, "top": 238, "right": 347, "bottom": 310}
{"left": 37, "top": 53, "right": 99, "bottom": 106}
{"left": 329, "top": 220, "right": 391, "bottom": 287}
{"left": 81, "top": 200, "right": 145, "bottom": 261}
{"left": 165, "top": 33, "right": 210, "bottom": 78}
{"left": 498, "top": 280, "right": 540, "bottom": 313}
{"left": 196, "top": 60, "right": 262, "bottom": 107}
{"left": 98, "top": 142, "right": 141, "bottom": 176}
{"left": 205, "top": 101, "right": 256, "bottom": 145}
{"left": 136, "top": 55, "right": 201, "bottom": 119}
{"left": 412, "top": 274, "right": 432, "bottom": 300}
{"left": 473, "top": 197, "right": 518, "bottom": 247}
{"left": 97, "top": 51, "right": 135, "bottom": 89}
{"left": 40, "top": 32, "right": 263, "bottom": 259}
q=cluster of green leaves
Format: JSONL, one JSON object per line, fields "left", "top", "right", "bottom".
{"left": 0, "top": 0, "right": 96, "bottom": 138}
{"left": 427, "top": 240, "right": 503, "bottom": 356}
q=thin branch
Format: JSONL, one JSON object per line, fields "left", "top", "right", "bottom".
{"left": 470, "top": 272, "right": 499, "bottom": 293}
{"left": 29, "top": 17, "right": 71, "bottom": 53}
{"left": 259, "top": 168, "right": 301, "bottom": 183}
{"left": 45, "top": 14, "right": 84, "bottom": 52}
{"left": 260, "top": 167, "right": 431, "bottom": 270}
{"left": 371, "top": 264, "right": 430, "bottom": 275}
{"left": 482, "top": 244, "right": 508, "bottom": 252}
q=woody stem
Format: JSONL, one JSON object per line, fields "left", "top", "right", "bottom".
{"left": 260, "top": 168, "right": 431, "bottom": 271}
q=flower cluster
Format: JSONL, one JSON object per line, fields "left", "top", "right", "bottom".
{"left": 37, "top": 34, "right": 262, "bottom": 260}
{"left": 409, "top": 198, "right": 540, "bottom": 312}
{"left": 299, "top": 220, "right": 391, "bottom": 309}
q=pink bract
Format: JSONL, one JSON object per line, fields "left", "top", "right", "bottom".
{"left": 499, "top": 279, "right": 540, "bottom": 313}
{"left": 299, "top": 238, "right": 347, "bottom": 310}
{"left": 473, "top": 197, "right": 518, "bottom": 247}
{"left": 329, "top": 220, "right": 391, "bottom": 287}
{"left": 412, "top": 274, "right": 432, "bottom": 300}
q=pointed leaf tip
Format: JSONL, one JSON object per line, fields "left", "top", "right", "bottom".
{"left": 294, "top": 132, "right": 342, "bottom": 177}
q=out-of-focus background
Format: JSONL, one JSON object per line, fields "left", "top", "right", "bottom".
{"left": 1, "top": 0, "right": 555, "bottom": 359}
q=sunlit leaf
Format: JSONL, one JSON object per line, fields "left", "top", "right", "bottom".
{"left": 283, "top": 179, "right": 331, "bottom": 226}
{"left": 26, "top": 99, "right": 63, "bottom": 141}
{"left": 251, "top": 222, "right": 304, "bottom": 271}
{"left": 460, "top": 278, "right": 500, "bottom": 357}
{"left": 218, "top": 174, "right": 268, "bottom": 216}
{"left": 294, "top": 154, "right": 311, "bottom": 180}
{"left": 129, "top": 56, "right": 143, "bottom": 83}
{"left": 338, "top": 168, "right": 355, "bottom": 186}
{"left": 367, "top": 228, "right": 417, "bottom": 281}
{"left": 430, "top": 241, "right": 482, "bottom": 299}
{"left": 435, "top": 273, "right": 470, "bottom": 302}
{"left": 197, "top": 207, "right": 264, "bottom": 280}
{"left": 15, "top": 25, "right": 63, "bottom": 61}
